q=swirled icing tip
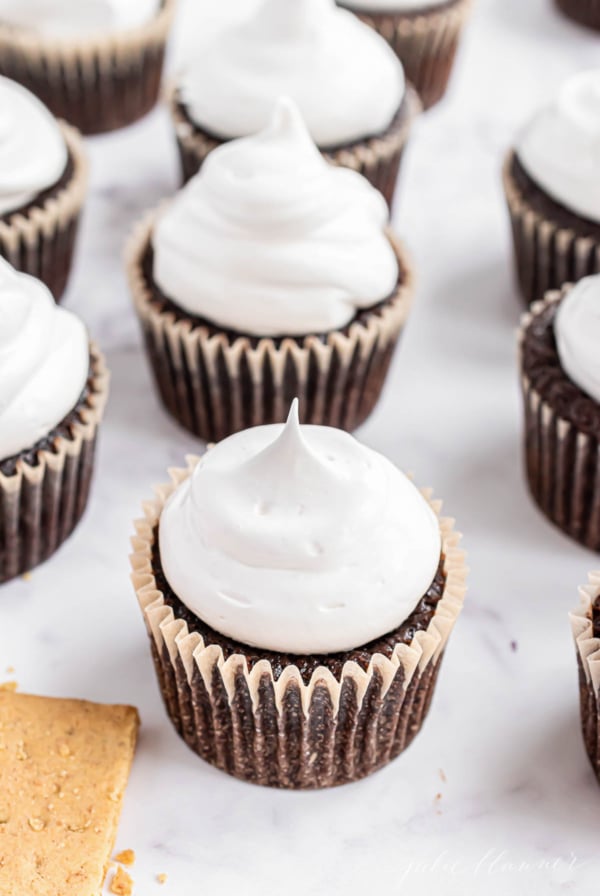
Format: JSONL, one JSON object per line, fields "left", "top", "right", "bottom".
{"left": 266, "top": 97, "right": 319, "bottom": 156}
{"left": 557, "top": 69, "right": 600, "bottom": 131}
{"left": 257, "top": 397, "right": 307, "bottom": 466}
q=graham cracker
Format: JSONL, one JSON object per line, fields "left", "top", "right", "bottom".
{"left": 0, "top": 692, "right": 139, "bottom": 895}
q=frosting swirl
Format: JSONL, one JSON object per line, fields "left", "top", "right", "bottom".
{"left": 555, "top": 275, "right": 600, "bottom": 404}
{"left": 517, "top": 70, "right": 600, "bottom": 224}
{"left": 153, "top": 98, "right": 399, "bottom": 337}
{"left": 0, "top": 76, "right": 67, "bottom": 217}
{"left": 0, "top": 258, "right": 89, "bottom": 461}
{"left": 177, "top": 0, "right": 404, "bottom": 147}
{"left": 340, "top": 0, "right": 444, "bottom": 9}
{"left": 159, "top": 401, "right": 442, "bottom": 654}
{"left": 0, "top": 0, "right": 160, "bottom": 37}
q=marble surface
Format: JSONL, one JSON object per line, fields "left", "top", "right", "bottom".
{"left": 2, "top": 1, "right": 600, "bottom": 893}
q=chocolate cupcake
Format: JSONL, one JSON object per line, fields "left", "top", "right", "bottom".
{"left": 131, "top": 402, "right": 467, "bottom": 789}
{"left": 519, "top": 274, "right": 600, "bottom": 551}
{"left": 0, "top": 77, "right": 87, "bottom": 301}
{"left": 168, "top": 0, "right": 420, "bottom": 208}
{"left": 336, "top": 0, "right": 473, "bottom": 110}
{"left": 571, "top": 573, "right": 600, "bottom": 783}
{"left": 0, "top": 0, "right": 175, "bottom": 135}
{"left": 555, "top": 0, "right": 600, "bottom": 31}
{"left": 127, "top": 98, "right": 414, "bottom": 442}
{"left": 0, "top": 259, "right": 109, "bottom": 584}
{"left": 504, "top": 70, "right": 600, "bottom": 306}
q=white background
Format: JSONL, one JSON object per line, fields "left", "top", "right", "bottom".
{"left": 2, "top": 1, "right": 600, "bottom": 894}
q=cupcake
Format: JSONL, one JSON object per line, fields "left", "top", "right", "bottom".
{"left": 127, "top": 98, "right": 414, "bottom": 443}
{"left": 0, "top": 77, "right": 87, "bottom": 301}
{"left": 131, "top": 401, "right": 467, "bottom": 789}
{"left": 0, "top": 0, "right": 176, "bottom": 135}
{"left": 504, "top": 70, "right": 600, "bottom": 306}
{"left": 0, "top": 259, "right": 108, "bottom": 584}
{"left": 519, "top": 274, "right": 600, "bottom": 551}
{"left": 571, "top": 572, "right": 600, "bottom": 783}
{"left": 555, "top": 0, "right": 600, "bottom": 31}
{"left": 336, "top": 0, "right": 473, "bottom": 110}
{"left": 168, "top": 0, "right": 420, "bottom": 207}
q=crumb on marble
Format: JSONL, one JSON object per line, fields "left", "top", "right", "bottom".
{"left": 438, "top": 768, "right": 447, "bottom": 783}
{"left": 21, "top": 572, "right": 32, "bottom": 581}
{"left": 5, "top": 666, "right": 14, "bottom": 674}
{"left": 0, "top": 682, "right": 17, "bottom": 692}
{"left": 510, "top": 640, "right": 518, "bottom": 653}
{"left": 157, "top": 873, "right": 167, "bottom": 884}
{"left": 110, "top": 866, "right": 133, "bottom": 895}
{"left": 114, "top": 849, "right": 135, "bottom": 866}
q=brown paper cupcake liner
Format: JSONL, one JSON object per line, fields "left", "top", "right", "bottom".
{"left": 504, "top": 151, "right": 600, "bottom": 307}
{"left": 0, "top": 344, "right": 109, "bottom": 584}
{"left": 0, "top": 0, "right": 176, "bottom": 135}
{"left": 346, "top": 0, "right": 472, "bottom": 110}
{"left": 126, "top": 208, "right": 414, "bottom": 442}
{"left": 518, "top": 287, "right": 600, "bottom": 552}
{"left": 571, "top": 573, "right": 600, "bottom": 782}
{"left": 168, "top": 85, "right": 422, "bottom": 208}
{"left": 555, "top": 0, "right": 600, "bottom": 30}
{"left": 0, "top": 122, "right": 87, "bottom": 301}
{"left": 130, "top": 459, "right": 467, "bottom": 789}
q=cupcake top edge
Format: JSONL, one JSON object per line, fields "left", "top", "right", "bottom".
{"left": 554, "top": 274, "right": 600, "bottom": 405}
{"left": 0, "top": 258, "right": 89, "bottom": 461}
{"left": 152, "top": 97, "right": 400, "bottom": 337}
{"left": 516, "top": 69, "right": 600, "bottom": 225}
{"left": 158, "top": 401, "right": 442, "bottom": 655}
{"left": 176, "top": 0, "right": 405, "bottom": 148}
{"left": 338, "top": 0, "right": 451, "bottom": 10}
{"left": 0, "top": 75, "right": 67, "bottom": 217}
{"left": 0, "top": 0, "right": 161, "bottom": 38}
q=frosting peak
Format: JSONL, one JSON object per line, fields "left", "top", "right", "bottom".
{"left": 177, "top": 0, "right": 404, "bottom": 147}
{"left": 517, "top": 69, "right": 600, "bottom": 224}
{"left": 159, "top": 403, "right": 442, "bottom": 654}
{"left": 0, "top": 258, "right": 89, "bottom": 461}
{"left": 153, "top": 98, "right": 399, "bottom": 337}
{"left": 0, "top": 76, "right": 67, "bottom": 217}
{"left": 555, "top": 275, "right": 600, "bottom": 404}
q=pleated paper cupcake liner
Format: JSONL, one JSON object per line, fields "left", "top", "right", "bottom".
{"left": 0, "top": 0, "right": 176, "bottom": 135}
{"left": 0, "top": 345, "right": 109, "bottom": 585}
{"left": 504, "top": 151, "right": 600, "bottom": 307}
{"left": 130, "top": 458, "right": 467, "bottom": 789}
{"left": 555, "top": 0, "right": 600, "bottom": 30}
{"left": 571, "top": 573, "right": 600, "bottom": 782}
{"left": 168, "top": 86, "right": 422, "bottom": 208}
{"left": 126, "top": 209, "right": 414, "bottom": 442}
{"left": 519, "top": 288, "right": 600, "bottom": 552}
{"left": 348, "top": 0, "right": 472, "bottom": 110}
{"left": 0, "top": 122, "right": 87, "bottom": 301}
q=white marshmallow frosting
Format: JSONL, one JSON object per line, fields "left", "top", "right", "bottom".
{"left": 153, "top": 98, "right": 399, "bottom": 337}
{"left": 555, "top": 275, "right": 600, "bottom": 405}
{"left": 340, "top": 0, "right": 442, "bottom": 10}
{"left": 177, "top": 0, "right": 405, "bottom": 147}
{"left": 159, "top": 401, "right": 442, "bottom": 655}
{"left": 0, "top": 76, "right": 67, "bottom": 218}
{"left": 0, "top": 258, "right": 89, "bottom": 461}
{"left": 517, "top": 70, "right": 600, "bottom": 224}
{"left": 0, "top": 0, "right": 161, "bottom": 38}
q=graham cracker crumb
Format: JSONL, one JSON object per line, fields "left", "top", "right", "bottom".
{"left": 28, "top": 817, "right": 45, "bottom": 832}
{"left": 110, "top": 866, "right": 133, "bottom": 895}
{"left": 57, "top": 741, "right": 71, "bottom": 758}
{"left": 115, "top": 849, "right": 135, "bottom": 866}
{"left": 438, "top": 768, "right": 447, "bottom": 783}
{"left": 0, "top": 682, "right": 17, "bottom": 693}
{"left": 5, "top": 667, "right": 14, "bottom": 674}
{"left": 21, "top": 572, "right": 32, "bottom": 581}
{"left": 157, "top": 873, "right": 167, "bottom": 884}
